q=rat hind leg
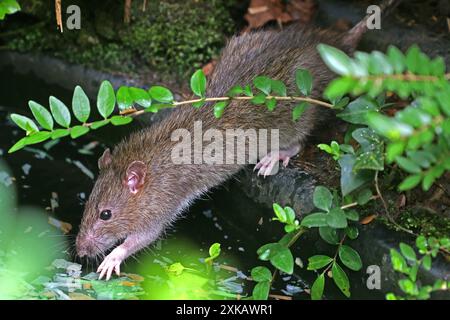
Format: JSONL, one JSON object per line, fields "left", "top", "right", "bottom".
{"left": 254, "top": 143, "right": 301, "bottom": 177}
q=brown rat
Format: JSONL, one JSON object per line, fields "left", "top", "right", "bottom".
{"left": 76, "top": 0, "right": 401, "bottom": 280}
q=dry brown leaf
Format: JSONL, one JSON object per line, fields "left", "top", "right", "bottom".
{"left": 202, "top": 61, "right": 216, "bottom": 76}
{"left": 82, "top": 283, "right": 92, "bottom": 290}
{"left": 287, "top": 0, "right": 317, "bottom": 24}
{"left": 69, "top": 292, "right": 95, "bottom": 300}
{"left": 120, "top": 107, "right": 138, "bottom": 115}
{"left": 121, "top": 281, "right": 137, "bottom": 287}
{"left": 48, "top": 216, "right": 73, "bottom": 234}
{"left": 245, "top": 0, "right": 317, "bottom": 30}
{"left": 245, "top": 0, "right": 291, "bottom": 30}
{"left": 360, "top": 214, "right": 378, "bottom": 225}
{"left": 123, "top": 273, "right": 145, "bottom": 282}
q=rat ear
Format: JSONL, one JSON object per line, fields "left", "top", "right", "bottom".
{"left": 98, "top": 148, "right": 112, "bottom": 170}
{"left": 125, "top": 161, "right": 147, "bottom": 194}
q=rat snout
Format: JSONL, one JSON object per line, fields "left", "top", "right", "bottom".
{"left": 76, "top": 232, "right": 100, "bottom": 258}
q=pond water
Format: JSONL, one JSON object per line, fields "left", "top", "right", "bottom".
{"left": 0, "top": 62, "right": 382, "bottom": 300}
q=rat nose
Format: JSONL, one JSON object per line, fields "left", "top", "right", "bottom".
{"left": 76, "top": 233, "right": 95, "bottom": 258}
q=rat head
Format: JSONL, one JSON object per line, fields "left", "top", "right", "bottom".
{"left": 76, "top": 148, "right": 148, "bottom": 258}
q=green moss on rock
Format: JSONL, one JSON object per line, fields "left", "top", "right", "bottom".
{"left": 382, "top": 208, "right": 450, "bottom": 239}
{"left": 120, "top": 0, "right": 234, "bottom": 75}
{"left": 3, "top": 0, "right": 235, "bottom": 77}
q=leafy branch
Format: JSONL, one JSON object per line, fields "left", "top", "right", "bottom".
{"left": 8, "top": 68, "right": 333, "bottom": 153}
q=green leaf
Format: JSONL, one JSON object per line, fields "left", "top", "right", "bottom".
{"left": 190, "top": 69, "right": 207, "bottom": 97}
{"left": 416, "top": 235, "right": 427, "bottom": 252}
{"left": 192, "top": 99, "right": 206, "bottom": 109}
{"left": 301, "top": 212, "right": 328, "bottom": 228}
{"left": 10, "top": 114, "right": 39, "bottom": 134}
{"left": 332, "top": 262, "right": 350, "bottom": 297}
{"left": 345, "top": 226, "right": 359, "bottom": 240}
{"left": 257, "top": 243, "right": 278, "bottom": 261}
{"left": 396, "top": 156, "right": 422, "bottom": 174}
{"left": 51, "top": 129, "right": 70, "bottom": 139}
{"left": 398, "top": 279, "right": 417, "bottom": 295}
{"left": 398, "top": 174, "right": 422, "bottom": 191}
{"left": 338, "top": 154, "right": 373, "bottom": 196}
{"left": 271, "top": 80, "right": 287, "bottom": 96}
{"left": 243, "top": 85, "right": 253, "bottom": 97}
{"left": 344, "top": 210, "right": 359, "bottom": 222}
{"left": 253, "top": 76, "right": 272, "bottom": 95}
{"left": 390, "top": 249, "right": 409, "bottom": 274}
{"left": 399, "top": 243, "right": 417, "bottom": 261}
{"left": 327, "top": 207, "right": 348, "bottom": 229}
{"left": 72, "top": 86, "right": 90, "bottom": 123}
{"left": 129, "top": 87, "right": 152, "bottom": 108}
{"left": 317, "top": 44, "right": 354, "bottom": 76}
{"left": 97, "top": 80, "right": 116, "bottom": 119}
{"left": 313, "top": 186, "right": 333, "bottom": 211}
{"left": 0, "top": 0, "right": 20, "bottom": 20}
{"left": 252, "top": 281, "right": 270, "bottom": 300}
{"left": 422, "top": 255, "right": 431, "bottom": 271}
{"left": 292, "top": 102, "right": 309, "bottom": 121}
{"left": 8, "top": 137, "right": 28, "bottom": 153}
{"left": 319, "top": 226, "right": 340, "bottom": 245}
{"left": 251, "top": 266, "right": 272, "bottom": 282}
{"left": 149, "top": 86, "right": 174, "bottom": 103}
{"left": 409, "top": 264, "right": 419, "bottom": 282}
{"left": 324, "top": 77, "right": 356, "bottom": 101}
{"left": 265, "top": 98, "right": 277, "bottom": 111}
{"left": 213, "top": 101, "right": 227, "bottom": 118}
{"left": 284, "top": 206, "right": 296, "bottom": 224}
{"left": 387, "top": 45, "right": 406, "bottom": 74}
{"left": 295, "top": 69, "right": 313, "bottom": 96}
{"left": 307, "top": 255, "right": 333, "bottom": 270}
{"left": 28, "top": 101, "right": 53, "bottom": 130}
{"left": 338, "top": 245, "right": 362, "bottom": 271}
{"left": 208, "top": 243, "right": 221, "bottom": 259}
{"left": 167, "top": 262, "right": 185, "bottom": 276}
{"left": 367, "top": 112, "right": 413, "bottom": 140}
{"left": 311, "top": 274, "right": 325, "bottom": 300}
{"left": 357, "top": 188, "right": 373, "bottom": 205}
{"left": 405, "top": 45, "right": 420, "bottom": 73}
{"left": 21, "top": 132, "right": 52, "bottom": 146}
{"left": 337, "top": 96, "right": 379, "bottom": 125}
{"left": 251, "top": 93, "right": 266, "bottom": 105}
{"left": 90, "top": 119, "right": 110, "bottom": 130}
{"left": 386, "top": 141, "right": 405, "bottom": 163}
{"left": 110, "top": 115, "right": 133, "bottom": 126}
{"left": 49, "top": 96, "right": 71, "bottom": 128}
{"left": 70, "top": 126, "right": 90, "bottom": 139}
{"left": 270, "top": 246, "right": 294, "bottom": 274}
{"left": 116, "top": 86, "right": 134, "bottom": 111}
{"left": 272, "top": 203, "right": 287, "bottom": 222}
{"left": 227, "top": 85, "right": 243, "bottom": 97}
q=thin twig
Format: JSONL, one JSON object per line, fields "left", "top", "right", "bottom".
{"left": 374, "top": 171, "right": 414, "bottom": 235}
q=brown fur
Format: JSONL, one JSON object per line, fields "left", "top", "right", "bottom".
{"left": 76, "top": 0, "right": 401, "bottom": 258}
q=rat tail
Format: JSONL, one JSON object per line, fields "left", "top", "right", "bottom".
{"left": 343, "top": 0, "right": 402, "bottom": 48}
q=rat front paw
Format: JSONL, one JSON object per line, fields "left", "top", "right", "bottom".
{"left": 97, "top": 246, "right": 127, "bottom": 281}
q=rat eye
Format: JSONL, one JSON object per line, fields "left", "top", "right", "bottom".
{"left": 99, "top": 210, "right": 112, "bottom": 221}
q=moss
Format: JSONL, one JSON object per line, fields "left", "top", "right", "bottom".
{"left": 381, "top": 209, "right": 450, "bottom": 239}
{"left": 120, "top": 0, "right": 234, "bottom": 75}
{"left": 3, "top": 0, "right": 235, "bottom": 77}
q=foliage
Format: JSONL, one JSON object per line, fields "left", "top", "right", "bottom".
{"left": 249, "top": 187, "right": 363, "bottom": 300}
{"left": 386, "top": 236, "right": 450, "bottom": 300}
{"left": 0, "top": 0, "right": 20, "bottom": 20}
{"left": 7, "top": 43, "right": 450, "bottom": 300}
{"left": 317, "top": 44, "right": 450, "bottom": 193}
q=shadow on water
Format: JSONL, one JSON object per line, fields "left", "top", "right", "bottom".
{"left": 0, "top": 63, "right": 382, "bottom": 300}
